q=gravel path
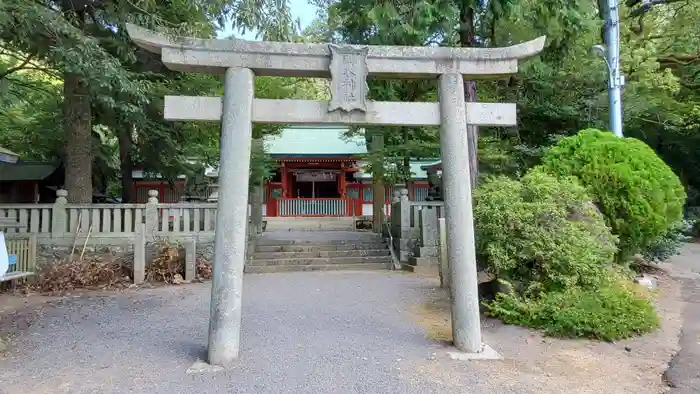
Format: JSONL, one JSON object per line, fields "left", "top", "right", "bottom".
{"left": 664, "top": 243, "right": 700, "bottom": 392}
{"left": 0, "top": 267, "right": 684, "bottom": 394}
{"left": 0, "top": 272, "right": 505, "bottom": 394}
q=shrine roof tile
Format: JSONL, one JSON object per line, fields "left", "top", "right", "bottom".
{"left": 265, "top": 127, "right": 367, "bottom": 157}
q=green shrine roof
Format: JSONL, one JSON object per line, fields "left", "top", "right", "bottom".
{"left": 265, "top": 126, "right": 367, "bottom": 157}
{"left": 204, "top": 127, "right": 437, "bottom": 180}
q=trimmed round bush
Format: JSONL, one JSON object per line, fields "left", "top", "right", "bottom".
{"left": 538, "top": 129, "right": 686, "bottom": 259}
{"left": 473, "top": 169, "right": 618, "bottom": 293}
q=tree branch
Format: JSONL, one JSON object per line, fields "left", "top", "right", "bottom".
{"left": 659, "top": 53, "right": 700, "bottom": 67}
{"left": 0, "top": 53, "right": 35, "bottom": 79}
{"left": 4, "top": 75, "right": 58, "bottom": 96}
{"left": 628, "top": 0, "right": 688, "bottom": 18}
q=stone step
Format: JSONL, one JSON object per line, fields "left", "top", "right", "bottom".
{"left": 244, "top": 262, "right": 392, "bottom": 274}
{"left": 401, "top": 263, "right": 439, "bottom": 275}
{"left": 255, "top": 243, "right": 387, "bottom": 253}
{"left": 264, "top": 217, "right": 355, "bottom": 231}
{"left": 407, "top": 256, "right": 437, "bottom": 266}
{"left": 252, "top": 249, "right": 390, "bottom": 260}
{"left": 255, "top": 238, "right": 383, "bottom": 246}
{"left": 248, "top": 256, "right": 392, "bottom": 266}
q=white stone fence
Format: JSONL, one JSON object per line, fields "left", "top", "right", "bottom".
{"left": 0, "top": 190, "right": 218, "bottom": 246}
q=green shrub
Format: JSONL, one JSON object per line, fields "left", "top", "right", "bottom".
{"left": 541, "top": 129, "right": 686, "bottom": 260}
{"left": 642, "top": 220, "right": 693, "bottom": 263}
{"left": 474, "top": 169, "right": 618, "bottom": 293}
{"left": 538, "top": 129, "right": 686, "bottom": 260}
{"left": 486, "top": 278, "right": 660, "bottom": 341}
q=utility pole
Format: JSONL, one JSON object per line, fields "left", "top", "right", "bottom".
{"left": 603, "top": 0, "right": 625, "bottom": 137}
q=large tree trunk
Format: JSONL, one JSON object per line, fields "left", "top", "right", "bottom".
{"left": 63, "top": 73, "right": 93, "bottom": 203}
{"left": 460, "top": 5, "right": 479, "bottom": 189}
{"left": 371, "top": 134, "right": 385, "bottom": 233}
{"left": 118, "top": 126, "right": 134, "bottom": 203}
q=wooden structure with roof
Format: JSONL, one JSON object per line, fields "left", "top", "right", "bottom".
{"left": 0, "top": 161, "right": 63, "bottom": 203}
{"left": 129, "top": 127, "right": 435, "bottom": 216}
{"left": 259, "top": 126, "right": 433, "bottom": 217}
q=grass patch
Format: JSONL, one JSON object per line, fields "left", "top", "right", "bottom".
{"left": 411, "top": 290, "right": 453, "bottom": 342}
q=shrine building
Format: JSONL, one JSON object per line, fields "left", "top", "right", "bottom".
{"left": 256, "top": 126, "right": 433, "bottom": 217}
{"left": 132, "top": 126, "right": 436, "bottom": 216}
{"left": 194, "top": 126, "right": 435, "bottom": 217}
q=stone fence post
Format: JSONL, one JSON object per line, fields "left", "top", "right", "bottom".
{"left": 144, "top": 190, "right": 159, "bottom": 234}
{"left": 51, "top": 189, "right": 68, "bottom": 236}
{"left": 389, "top": 188, "right": 410, "bottom": 235}
{"left": 419, "top": 207, "right": 438, "bottom": 250}
{"left": 397, "top": 188, "right": 410, "bottom": 235}
{"left": 389, "top": 188, "right": 412, "bottom": 262}
{"left": 133, "top": 222, "right": 146, "bottom": 284}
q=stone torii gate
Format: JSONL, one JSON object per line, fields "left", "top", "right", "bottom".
{"left": 127, "top": 24, "right": 545, "bottom": 367}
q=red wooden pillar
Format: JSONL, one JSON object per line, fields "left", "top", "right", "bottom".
{"left": 354, "top": 184, "right": 363, "bottom": 216}
{"left": 281, "top": 163, "right": 288, "bottom": 198}
{"left": 339, "top": 171, "right": 346, "bottom": 197}
{"left": 266, "top": 183, "right": 281, "bottom": 217}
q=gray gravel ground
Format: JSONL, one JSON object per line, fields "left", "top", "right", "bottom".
{"left": 664, "top": 243, "right": 700, "bottom": 393}
{"left": 0, "top": 271, "right": 509, "bottom": 394}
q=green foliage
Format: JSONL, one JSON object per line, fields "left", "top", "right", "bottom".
{"left": 539, "top": 129, "right": 687, "bottom": 259}
{"left": 0, "top": 0, "right": 300, "bottom": 200}
{"left": 476, "top": 168, "right": 661, "bottom": 340}
{"left": 486, "top": 279, "right": 660, "bottom": 341}
{"left": 641, "top": 220, "right": 693, "bottom": 263}
{"left": 474, "top": 169, "right": 618, "bottom": 293}
{"left": 0, "top": 58, "right": 64, "bottom": 161}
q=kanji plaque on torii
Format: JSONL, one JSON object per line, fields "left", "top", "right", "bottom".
{"left": 126, "top": 23, "right": 545, "bottom": 367}
{"left": 328, "top": 44, "right": 369, "bottom": 113}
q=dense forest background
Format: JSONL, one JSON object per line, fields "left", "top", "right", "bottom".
{"left": 1, "top": 0, "right": 698, "bottom": 205}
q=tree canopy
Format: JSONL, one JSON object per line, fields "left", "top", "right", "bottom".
{"left": 1, "top": 0, "right": 699, "bottom": 207}
{"left": 0, "top": 0, "right": 321, "bottom": 202}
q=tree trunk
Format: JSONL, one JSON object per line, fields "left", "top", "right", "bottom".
{"left": 63, "top": 73, "right": 93, "bottom": 203}
{"left": 460, "top": 5, "right": 479, "bottom": 189}
{"left": 403, "top": 127, "right": 411, "bottom": 185}
{"left": 118, "top": 126, "right": 134, "bottom": 203}
{"left": 371, "top": 134, "right": 385, "bottom": 233}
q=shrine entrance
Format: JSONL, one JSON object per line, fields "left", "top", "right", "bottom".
{"left": 127, "top": 23, "right": 545, "bottom": 366}
{"left": 291, "top": 170, "right": 339, "bottom": 198}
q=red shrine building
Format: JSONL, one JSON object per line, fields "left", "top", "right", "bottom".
{"left": 133, "top": 126, "right": 437, "bottom": 217}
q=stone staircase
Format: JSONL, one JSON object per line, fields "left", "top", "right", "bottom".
{"left": 264, "top": 217, "right": 355, "bottom": 232}
{"left": 245, "top": 232, "right": 393, "bottom": 273}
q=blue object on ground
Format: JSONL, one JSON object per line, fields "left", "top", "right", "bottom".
{"left": 8, "top": 254, "right": 17, "bottom": 269}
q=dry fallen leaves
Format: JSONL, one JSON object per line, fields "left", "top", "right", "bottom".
{"left": 34, "top": 256, "right": 132, "bottom": 294}
{"left": 22, "top": 240, "right": 214, "bottom": 294}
